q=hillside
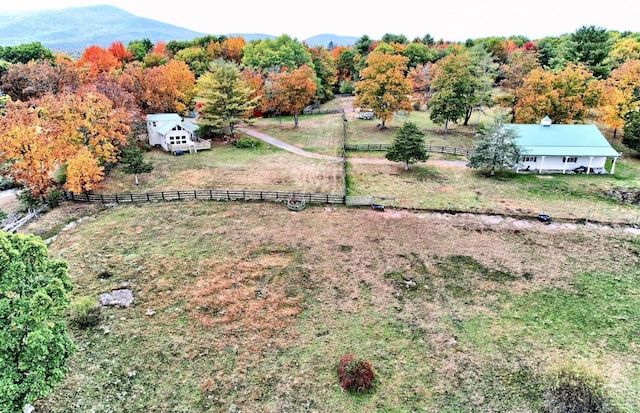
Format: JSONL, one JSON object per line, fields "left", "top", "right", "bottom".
{"left": 0, "top": 5, "right": 358, "bottom": 55}
{"left": 0, "top": 5, "right": 206, "bottom": 55}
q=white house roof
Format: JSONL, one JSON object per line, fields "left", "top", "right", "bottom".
{"left": 506, "top": 123, "right": 620, "bottom": 157}
{"left": 147, "top": 113, "right": 182, "bottom": 122}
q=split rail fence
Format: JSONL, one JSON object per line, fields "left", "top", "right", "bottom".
{"left": 345, "top": 144, "right": 470, "bottom": 156}
{"left": 63, "top": 189, "right": 345, "bottom": 205}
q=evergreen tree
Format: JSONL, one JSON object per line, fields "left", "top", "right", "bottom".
{"left": 195, "top": 59, "right": 258, "bottom": 138}
{"left": 0, "top": 232, "right": 75, "bottom": 412}
{"left": 385, "top": 121, "right": 429, "bottom": 170}
{"left": 466, "top": 118, "right": 523, "bottom": 175}
{"left": 120, "top": 145, "right": 153, "bottom": 186}
{"left": 622, "top": 110, "right": 640, "bottom": 152}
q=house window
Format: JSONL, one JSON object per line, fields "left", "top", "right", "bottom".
{"left": 152, "top": 121, "right": 157, "bottom": 127}
{"left": 522, "top": 156, "right": 537, "bottom": 162}
{"left": 563, "top": 157, "right": 577, "bottom": 163}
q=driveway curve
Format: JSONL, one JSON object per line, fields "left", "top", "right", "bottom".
{"left": 238, "top": 127, "right": 468, "bottom": 168}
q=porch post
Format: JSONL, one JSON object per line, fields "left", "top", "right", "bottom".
{"left": 587, "top": 157, "right": 593, "bottom": 174}
{"left": 611, "top": 157, "right": 618, "bottom": 174}
{"left": 562, "top": 157, "right": 568, "bottom": 174}
{"left": 539, "top": 156, "right": 545, "bottom": 174}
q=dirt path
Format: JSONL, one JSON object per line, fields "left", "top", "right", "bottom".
{"left": 238, "top": 127, "right": 468, "bottom": 168}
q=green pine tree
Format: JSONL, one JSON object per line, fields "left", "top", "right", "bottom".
{"left": 385, "top": 121, "right": 429, "bottom": 170}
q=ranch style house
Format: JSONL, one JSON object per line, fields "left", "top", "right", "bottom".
{"left": 146, "top": 113, "right": 211, "bottom": 154}
{"left": 508, "top": 116, "right": 620, "bottom": 174}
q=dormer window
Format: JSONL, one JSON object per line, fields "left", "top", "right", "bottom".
{"left": 540, "top": 116, "right": 552, "bottom": 127}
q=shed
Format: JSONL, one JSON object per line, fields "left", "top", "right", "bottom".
{"left": 146, "top": 113, "right": 211, "bottom": 154}
{"left": 507, "top": 117, "right": 620, "bottom": 174}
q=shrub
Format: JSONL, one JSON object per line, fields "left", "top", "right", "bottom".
{"left": 339, "top": 79, "right": 354, "bottom": 95}
{"left": 0, "top": 208, "right": 6, "bottom": 222}
{"left": 543, "top": 363, "right": 618, "bottom": 413}
{"left": 337, "top": 354, "right": 375, "bottom": 393}
{"left": 68, "top": 296, "right": 102, "bottom": 329}
{"left": 235, "top": 137, "right": 262, "bottom": 149}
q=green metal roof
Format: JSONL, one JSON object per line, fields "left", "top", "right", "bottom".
{"left": 506, "top": 123, "right": 620, "bottom": 157}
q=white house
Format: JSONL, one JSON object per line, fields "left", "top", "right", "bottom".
{"left": 507, "top": 116, "right": 620, "bottom": 174}
{"left": 146, "top": 113, "right": 211, "bottom": 154}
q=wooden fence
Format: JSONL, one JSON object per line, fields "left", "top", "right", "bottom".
{"left": 344, "top": 144, "right": 471, "bottom": 156}
{"left": 63, "top": 189, "right": 345, "bottom": 205}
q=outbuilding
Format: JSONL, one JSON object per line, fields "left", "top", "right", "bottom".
{"left": 146, "top": 113, "right": 211, "bottom": 154}
{"left": 508, "top": 116, "right": 620, "bottom": 174}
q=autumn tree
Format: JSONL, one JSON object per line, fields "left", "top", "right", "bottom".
{"left": 42, "top": 89, "right": 131, "bottom": 165}
{"left": 220, "top": 36, "right": 246, "bottom": 64}
{"left": 272, "top": 65, "right": 318, "bottom": 127}
{"left": 0, "top": 101, "right": 59, "bottom": 198}
{"left": 63, "top": 147, "right": 104, "bottom": 194}
{"left": 195, "top": 59, "right": 258, "bottom": 137}
{"left": 600, "top": 59, "right": 640, "bottom": 138}
{"left": 514, "top": 64, "right": 595, "bottom": 124}
{"left": 141, "top": 60, "right": 196, "bottom": 114}
{"left": 107, "top": 41, "right": 133, "bottom": 66}
{"left": 498, "top": 49, "right": 541, "bottom": 122}
{"left": 0, "top": 60, "right": 64, "bottom": 102}
{"left": 354, "top": 51, "right": 412, "bottom": 128}
{"left": 0, "top": 231, "right": 75, "bottom": 412}
{"left": 385, "top": 121, "right": 429, "bottom": 170}
{"left": 408, "top": 63, "right": 433, "bottom": 107}
{"left": 608, "top": 37, "right": 640, "bottom": 69}
{"left": 76, "top": 45, "right": 120, "bottom": 81}
{"left": 466, "top": 118, "right": 524, "bottom": 175}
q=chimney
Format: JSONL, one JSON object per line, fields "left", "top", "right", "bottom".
{"left": 541, "top": 116, "right": 552, "bottom": 127}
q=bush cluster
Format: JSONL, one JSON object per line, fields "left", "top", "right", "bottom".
{"left": 234, "top": 137, "right": 262, "bottom": 149}
{"left": 337, "top": 354, "right": 375, "bottom": 393}
{"left": 543, "top": 364, "right": 618, "bottom": 413}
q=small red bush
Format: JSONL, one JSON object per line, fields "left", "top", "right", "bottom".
{"left": 337, "top": 354, "right": 375, "bottom": 393}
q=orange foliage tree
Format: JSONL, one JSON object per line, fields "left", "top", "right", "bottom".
{"left": 271, "top": 65, "right": 317, "bottom": 127}
{"left": 600, "top": 59, "right": 640, "bottom": 138}
{"left": 514, "top": 64, "right": 595, "bottom": 124}
{"left": 76, "top": 45, "right": 120, "bottom": 81}
{"left": 107, "top": 41, "right": 133, "bottom": 65}
{"left": 355, "top": 51, "right": 412, "bottom": 128}
{"left": 0, "top": 101, "right": 60, "bottom": 198}
{"left": 221, "top": 36, "right": 246, "bottom": 64}
{"left": 141, "top": 60, "right": 196, "bottom": 114}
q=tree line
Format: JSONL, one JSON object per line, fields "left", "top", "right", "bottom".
{"left": 1, "top": 26, "right": 640, "bottom": 202}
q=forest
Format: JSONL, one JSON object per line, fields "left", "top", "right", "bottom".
{"left": 1, "top": 25, "right": 640, "bottom": 205}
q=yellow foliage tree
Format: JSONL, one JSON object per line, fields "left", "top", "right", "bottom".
{"left": 354, "top": 51, "right": 412, "bottom": 128}
{"left": 64, "top": 147, "right": 104, "bottom": 194}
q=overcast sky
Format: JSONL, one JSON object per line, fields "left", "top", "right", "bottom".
{"left": 2, "top": 0, "right": 639, "bottom": 41}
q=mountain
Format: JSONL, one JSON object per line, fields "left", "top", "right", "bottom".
{"left": 0, "top": 6, "right": 359, "bottom": 56}
{"left": 303, "top": 34, "right": 359, "bottom": 48}
{"left": 0, "top": 5, "right": 207, "bottom": 55}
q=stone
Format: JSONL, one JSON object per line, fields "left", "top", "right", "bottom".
{"left": 99, "top": 289, "right": 134, "bottom": 307}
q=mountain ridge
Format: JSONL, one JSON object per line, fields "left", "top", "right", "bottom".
{"left": 0, "top": 5, "right": 359, "bottom": 55}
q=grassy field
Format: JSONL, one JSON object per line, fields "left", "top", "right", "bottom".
{"left": 16, "top": 96, "right": 640, "bottom": 412}
{"left": 27, "top": 201, "right": 640, "bottom": 412}
{"left": 244, "top": 97, "right": 640, "bottom": 225}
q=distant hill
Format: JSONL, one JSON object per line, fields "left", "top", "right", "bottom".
{"left": 303, "top": 34, "right": 359, "bottom": 48}
{"left": 0, "top": 6, "right": 358, "bottom": 56}
{"left": 0, "top": 5, "right": 208, "bottom": 56}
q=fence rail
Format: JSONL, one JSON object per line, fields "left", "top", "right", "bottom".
{"left": 345, "top": 144, "right": 470, "bottom": 156}
{"left": 64, "top": 189, "right": 345, "bottom": 205}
